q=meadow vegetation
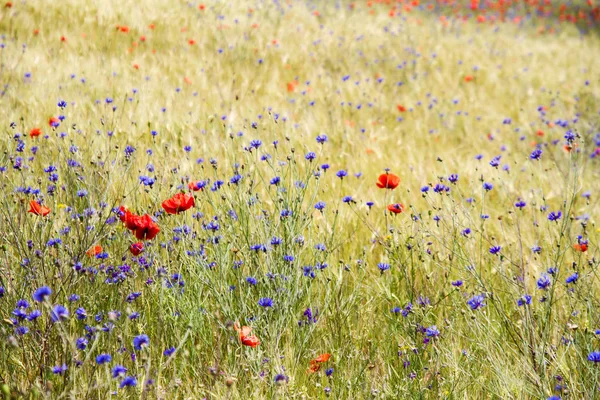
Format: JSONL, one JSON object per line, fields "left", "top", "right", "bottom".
{"left": 1, "top": 0, "right": 600, "bottom": 398}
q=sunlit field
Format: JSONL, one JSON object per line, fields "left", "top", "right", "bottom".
{"left": 1, "top": 0, "right": 600, "bottom": 398}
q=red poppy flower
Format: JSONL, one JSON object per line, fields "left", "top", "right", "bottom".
{"left": 387, "top": 203, "right": 405, "bottom": 214}
{"left": 129, "top": 242, "right": 144, "bottom": 256}
{"left": 234, "top": 323, "right": 260, "bottom": 348}
{"left": 397, "top": 104, "right": 406, "bottom": 112}
{"left": 199, "top": 4, "right": 205, "bottom": 10}
{"left": 86, "top": 245, "right": 102, "bottom": 257}
{"left": 28, "top": 200, "right": 50, "bottom": 216}
{"left": 308, "top": 353, "right": 331, "bottom": 373}
{"left": 5, "top": 2, "right": 12, "bottom": 8}
{"left": 133, "top": 214, "right": 160, "bottom": 240}
{"left": 119, "top": 206, "right": 140, "bottom": 231}
{"left": 188, "top": 181, "right": 203, "bottom": 191}
{"left": 29, "top": 128, "right": 42, "bottom": 138}
{"left": 574, "top": 243, "right": 588, "bottom": 252}
{"left": 464, "top": 75, "right": 474, "bottom": 82}
{"left": 376, "top": 173, "right": 400, "bottom": 190}
{"left": 119, "top": 25, "right": 129, "bottom": 33}
{"left": 48, "top": 116, "right": 59, "bottom": 127}
{"left": 162, "top": 193, "right": 195, "bottom": 214}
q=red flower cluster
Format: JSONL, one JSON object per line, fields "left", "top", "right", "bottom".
{"left": 119, "top": 206, "right": 160, "bottom": 240}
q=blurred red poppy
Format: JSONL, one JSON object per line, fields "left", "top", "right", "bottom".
{"left": 234, "top": 323, "right": 260, "bottom": 348}
{"left": 188, "top": 181, "right": 203, "bottom": 191}
{"left": 376, "top": 173, "right": 400, "bottom": 189}
{"left": 574, "top": 243, "right": 588, "bottom": 252}
{"left": 28, "top": 200, "right": 50, "bottom": 216}
{"left": 308, "top": 353, "right": 331, "bottom": 373}
{"left": 86, "top": 245, "right": 102, "bottom": 257}
{"left": 162, "top": 193, "right": 195, "bottom": 214}
{"left": 130, "top": 242, "right": 144, "bottom": 256}
{"left": 29, "top": 128, "right": 42, "bottom": 138}
{"left": 387, "top": 203, "right": 405, "bottom": 214}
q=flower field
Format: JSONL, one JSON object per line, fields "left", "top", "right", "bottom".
{"left": 1, "top": 0, "right": 600, "bottom": 398}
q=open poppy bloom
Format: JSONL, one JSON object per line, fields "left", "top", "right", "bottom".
{"left": 130, "top": 242, "right": 144, "bottom": 256}
{"left": 86, "top": 245, "right": 102, "bottom": 257}
{"left": 397, "top": 104, "right": 406, "bottom": 112}
{"left": 162, "top": 193, "right": 195, "bottom": 214}
{"left": 29, "top": 128, "right": 42, "bottom": 138}
{"left": 119, "top": 206, "right": 141, "bottom": 231}
{"left": 387, "top": 203, "right": 405, "bottom": 214}
{"left": 234, "top": 322, "right": 260, "bottom": 348}
{"left": 308, "top": 353, "right": 331, "bottom": 373}
{"left": 376, "top": 173, "right": 400, "bottom": 190}
{"left": 133, "top": 214, "right": 160, "bottom": 240}
{"left": 28, "top": 200, "right": 51, "bottom": 216}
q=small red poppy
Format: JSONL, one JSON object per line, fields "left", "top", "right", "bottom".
{"left": 130, "top": 242, "right": 144, "bottom": 256}
{"left": 387, "top": 203, "right": 405, "bottom": 214}
{"left": 574, "top": 243, "right": 588, "bottom": 252}
{"left": 86, "top": 245, "right": 102, "bottom": 257}
{"left": 234, "top": 323, "right": 260, "bottom": 348}
{"left": 162, "top": 193, "right": 195, "bottom": 214}
{"left": 376, "top": 173, "right": 400, "bottom": 190}
{"left": 28, "top": 200, "right": 50, "bottom": 216}
{"left": 29, "top": 128, "right": 42, "bottom": 138}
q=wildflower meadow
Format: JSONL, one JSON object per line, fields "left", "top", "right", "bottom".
{"left": 1, "top": 0, "right": 600, "bottom": 398}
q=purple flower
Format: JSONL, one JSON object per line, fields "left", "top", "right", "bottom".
{"left": 258, "top": 297, "right": 273, "bottom": 308}
{"left": 133, "top": 334, "right": 149, "bottom": 350}
{"left": 33, "top": 286, "right": 52, "bottom": 302}
{"left": 50, "top": 305, "right": 69, "bottom": 322}
{"left": 467, "top": 294, "right": 485, "bottom": 310}
{"left": 548, "top": 211, "right": 562, "bottom": 222}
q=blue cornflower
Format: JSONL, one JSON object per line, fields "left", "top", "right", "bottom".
{"left": 489, "top": 246, "right": 501, "bottom": 255}
{"left": 461, "top": 228, "right": 471, "bottom": 237}
{"left": 483, "top": 182, "right": 493, "bottom": 191}
{"left": 325, "top": 368, "right": 334, "bottom": 377}
{"left": 230, "top": 174, "right": 242, "bottom": 185}
{"left": 517, "top": 295, "right": 532, "bottom": 306}
{"left": 52, "top": 364, "right": 68, "bottom": 375}
{"left": 342, "top": 196, "right": 353, "bottom": 203}
{"left": 537, "top": 274, "right": 552, "bottom": 290}
{"left": 305, "top": 152, "right": 316, "bottom": 161}
{"left": 565, "top": 272, "right": 578, "bottom": 284}
{"left": 448, "top": 174, "right": 459, "bottom": 184}
{"left": 336, "top": 170, "right": 347, "bottom": 179}
{"left": 378, "top": 263, "right": 390, "bottom": 273}
{"left": 425, "top": 326, "right": 440, "bottom": 338}
{"left": 530, "top": 148, "right": 543, "bottom": 160}
{"left": 258, "top": 298, "right": 273, "bottom": 307}
{"left": 451, "top": 280, "right": 463, "bottom": 287}
{"left": 467, "top": 294, "right": 485, "bottom": 310}
{"left": 76, "top": 337, "right": 88, "bottom": 350}
{"left": 249, "top": 139, "right": 262, "bottom": 149}
{"left": 76, "top": 189, "right": 88, "bottom": 197}
{"left": 246, "top": 277, "right": 257, "bottom": 285}
{"left": 112, "top": 365, "right": 127, "bottom": 378}
{"left": 588, "top": 351, "right": 600, "bottom": 363}
{"left": 32, "top": 286, "right": 52, "bottom": 302}
{"left": 274, "top": 373, "right": 289, "bottom": 384}
{"left": 421, "top": 186, "right": 430, "bottom": 193}
{"left": 314, "top": 201, "right": 326, "bottom": 211}
{"left": 163, "top": 347, "right": 176, "bottom": 357}
{"left": 548, "top": 211, "right": 562, "bottom": 222}
{"left": 50, "top": 305, "right": 69, "bottom": 322}
{"left": 270, "top": 176, "right": 280, "bottom": 185}
{"left": 515, "top": 199, "right": 526, "bottom": 209}
{"left": 316, "top": 134, "right": 328, "bottom": 144}
{"left": 124, "top": 145, "right": 136, "bottom": 157}
{"left": 96, "top": 353, "right": 112, "bottom": 365}
{"left": 120, "top": 376, "right": 137, "bottom": 388}
{"left": 133, "top": 334, "right": 149, "bottom": 350}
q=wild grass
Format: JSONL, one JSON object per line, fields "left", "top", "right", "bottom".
{"left": 0, "top": 0, "right": 600, "bottom": 398}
